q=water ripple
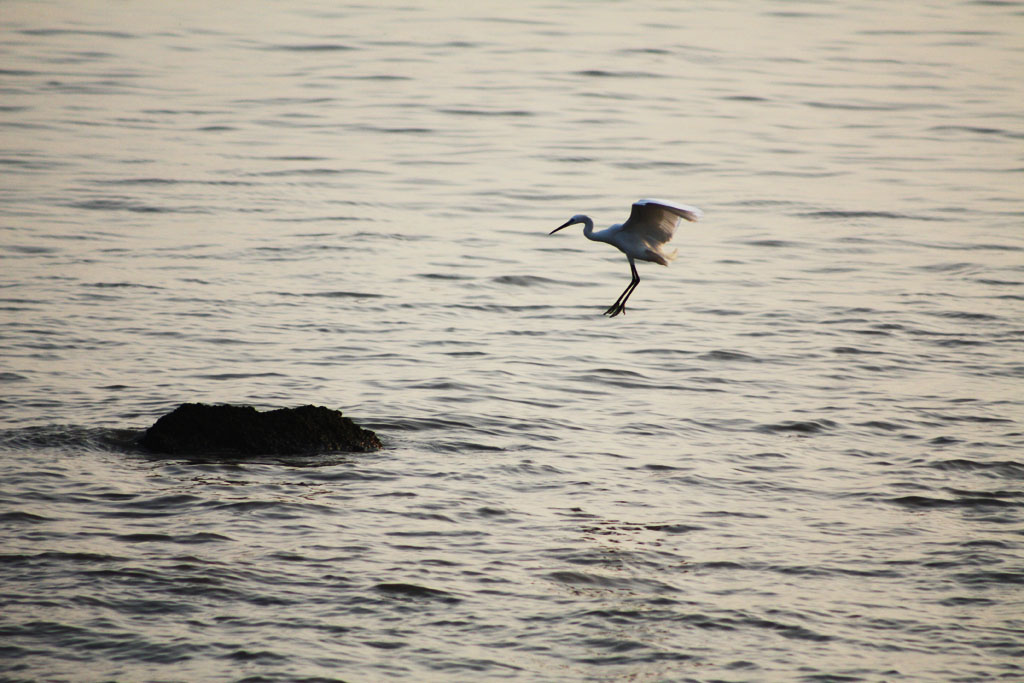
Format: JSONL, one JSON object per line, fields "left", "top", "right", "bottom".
{"left": 1, "top": 1, "right": 1022, "bottom": 681}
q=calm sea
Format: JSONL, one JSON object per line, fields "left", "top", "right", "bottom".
{"left": 1, "top": 1, "right": 1022, "bottom": 680}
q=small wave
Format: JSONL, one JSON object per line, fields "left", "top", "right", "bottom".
{"left": 804, "top": 100, "right": 921, "bottom": 111}
{"left": 921, "top": 412, "right": 1013, "bottom": 424}
{"left": 832, "top": 346, "right": 882, "bottom": 355}
{"left": 889, "top": 494, "right": 1018, "bottom": 509}
{"left": 546, "top": 570, "right": 680, "bottom": 594}
{"left": 490, "top": 275, "right": 562, "bottom": 287}
{"left": 856, "top": 420, "right": 909, "bottom": 432}
{"left": 0, "top": 155, "right": 61, "bottom": 169}
{"left": 356, "top": 125, "right": 434, "bottom": 135}
{"left": 438, "top": 108, "right": 533, "bottom": 117}
{"left": 0, "top": 550, "right": 127, "bottom": 566}
{"left": 927, "top": 310, "right": 1001, "bottom": 321}
{"left": 630, "top": 348, "right": 697, "bottom": 357}
{"left": 740, "top": 239, "right": 803, "bottom": 248}
{"left": 374, "top": 583, "right": 461, "bottom": 602}
{"left": 916, "top": 262, "right": 981, "bottom": 273}
{"left": 192, "top": 372, "right": 288, "bottom": 380}
{"left": 954, "top": 570, "right": 1024, "bottom": 587}
{"left": 907, "top": 240, "right": 1022, "bottom": 253}
{"left": 85, "top": 281, "right": 164, "bottom": 290}
{"left": 285, "top": 290, "right": 385, "bottom": 299}
{"left": 614, "top": 160, "right": 704, "bottom": 170}
{"left": 642, "top": 523, "right": 705, "bottom": 534}
{"left": 428, "top": 440, "right": 507, "bottom": 454}
{"left": 67, "top": 198, "right": 207, "bottom": 214}
{"left": 930, "top": 125, "right": 1023, "bottom": 140}
{"left": 574, "top": 69, "right": 665, "bottom": 78}
{"left": 800, "top": 210, "right": 941, "bottom": 221}
{"left": 263, "top": 43, "right": 356, "bottom": 52}
{"left": 975, "top": 278, "right": 1024, "bottom": 286}
{"left": 930, "top": 459, "right": 1024, "bottom": 478}
{"left": 0, "top": 425, "right": 140, "bottom": 453}
{"left": 107, "top": 493, "right": 204, "bottom": 512}
{"left": 233, "top": 96, "right": 335, "bottom": 106}
{"left": 330, "top": 74, "right": 412, "bottom": 81}
{"left": 4, "top": 244, "right": 59, "bottom": 255}
{"left": 736, "top": 615, "right": 832, "bottom": 642}
{"left": 19, "top": 28, "right": 136, "bottom": 39}
{"left": 209, "top": 499, "right": 333, "bottom": 515}
{"left": 585, "top": 367, "right": 646, "bottom": 378}
{"left": 0, "top": 511, "right": 51, "bottom": 524}
{"left": 759, "top": 419, "right": 838, "bottom": 434}
{"left": 695, "top": 308, "right": 746, "bottom": 317}
{"left": 0, "top": 372, "right": 28, "bottom": 382}
{"left": 926, "top": 337, "right": 989, "bottom": 348}
{"left": 114, "top": 532, "right": 231, "bottom": 544}
{"left": 618, "top": 47, "right": 673, "bottom": 55}
{"left": 700, "top": 349, "right": 762, "bottom": 363}
{"left": 699, "top": 510, "right": 769, "bottom": 519}
{"left": 450, "top": 303, "right": 555, "bottom": 313}
{"left": 372, "top": 416, "right": 477, "bottom": 432}
{"left": 243, "top": 167, "right": 377, "bottom": 177}
{"left": 271, "top": 215, "right": 363, "bottom": 223}
{"left": 418, "top": 272, "right": 473, "bottom": 281}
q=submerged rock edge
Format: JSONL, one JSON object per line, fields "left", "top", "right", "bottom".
{"left": 139, "top": 403, "right": 383, "bottom": 455}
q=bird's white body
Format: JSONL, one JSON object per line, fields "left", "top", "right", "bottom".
{"left": 591, "top": 222, "right": 675, "bottom": 266}
{"left": 550, "top": 198, "right": 703, "bottom": 317}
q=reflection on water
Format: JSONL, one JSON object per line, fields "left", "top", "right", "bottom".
{"left": 1, "top": 0, "right": 1022, "bottom": 681}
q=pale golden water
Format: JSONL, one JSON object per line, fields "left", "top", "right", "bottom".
{"left": 1, "top": 1, "right": 1022, "bottom": 681}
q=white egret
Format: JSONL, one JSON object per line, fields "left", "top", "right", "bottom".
{"left": 549, "top": 198, "right": 703, "bottom": 317}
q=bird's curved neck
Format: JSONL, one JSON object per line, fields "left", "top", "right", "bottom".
{"left": 580, "top": 216, "right": 596, "bottom": 239}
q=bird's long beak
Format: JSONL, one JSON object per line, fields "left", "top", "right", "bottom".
{"left": 549, "top": 219, "right": 575, "bottom": 235}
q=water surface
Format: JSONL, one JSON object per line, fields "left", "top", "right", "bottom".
{"left": 1, "top": 1, "right": 1022, "bottom": 681}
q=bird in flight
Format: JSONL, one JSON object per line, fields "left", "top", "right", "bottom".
{"left": 549, "top": 198, "right": 703, "bottom": 317}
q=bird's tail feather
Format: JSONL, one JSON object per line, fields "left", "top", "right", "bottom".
{"left": 648, "top": 246, "right": 678, "bottom": 265}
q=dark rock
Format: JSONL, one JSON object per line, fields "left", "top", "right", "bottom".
{"left": 139, "top": 403, "right": 382, "bottom": 455}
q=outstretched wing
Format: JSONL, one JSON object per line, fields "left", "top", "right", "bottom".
{"left": 621, "top": 198, "right": 703, "bottom": 245}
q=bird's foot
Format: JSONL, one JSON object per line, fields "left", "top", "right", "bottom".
{"left": 604, "top": 303, "right": 625, "bottom": 317}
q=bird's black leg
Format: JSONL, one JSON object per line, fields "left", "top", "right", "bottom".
{"left": 604, "top": 278, "right": 631, "bottom": 315}
{"left": 616, "top": 277, "right": 640, "bottom": 315}
{"left": 605, "top": 259, "right": 639, "bottom": 317}
{"left": 603, "top": 281, "right": 632, "bottom": 317}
